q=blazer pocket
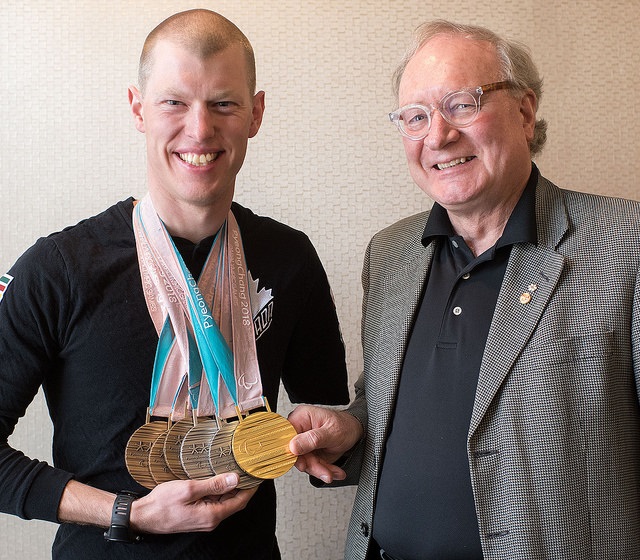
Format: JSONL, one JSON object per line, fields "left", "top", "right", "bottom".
{"left": 523, "top": 329, "right": 614, "bottom": 366}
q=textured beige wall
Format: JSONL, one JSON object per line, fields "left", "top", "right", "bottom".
{"left": 1, "top": 1, "right": 639, "bottom": 558}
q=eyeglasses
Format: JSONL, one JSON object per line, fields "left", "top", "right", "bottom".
{"left": 389, "top": 81, "right": 514, "bottom": 140}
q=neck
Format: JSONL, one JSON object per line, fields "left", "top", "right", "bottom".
{"left": 447, "top": 185, "right": 528, "bottom": 257}
{"left": 149, "top": 195, "right": 230, "bottom": 244}
{"left": 448, "top": 213, "right": 510, "bottom": 257}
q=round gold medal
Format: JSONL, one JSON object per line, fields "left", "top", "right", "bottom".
{"left": 149, "top": 429, "right": 178, "bottom": 485}
{"left": 163, "top": 417, "right": 193, "bottom": 480}
{"left": 180, "top": 419, "right": 219, "bottom": 479}
{"left": 125, "top": 421, "right": 168, "bottom": 489}
{"left": 208, "top": 421, "right": 261, "bottom": 489}
{"left": 231, "top": 411, "right": 297, "bottom": 480}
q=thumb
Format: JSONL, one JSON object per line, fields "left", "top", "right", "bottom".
{"left": 289, "top": 429, "right": 323, "bottom": 456}
{"left": 203, "top": 472, "right": 239, "bottom": 495}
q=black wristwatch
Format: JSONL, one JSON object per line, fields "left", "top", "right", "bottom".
{"left": 104, "top": 490, "right": 142, "bottom": 543}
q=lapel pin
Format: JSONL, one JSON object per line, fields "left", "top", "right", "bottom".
{"left": 519, "top": 292, "right": 532, "bottom": 304}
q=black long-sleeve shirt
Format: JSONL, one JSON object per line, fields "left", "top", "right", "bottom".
{"left": 0, "top": 198, "right": 349, "bottom": 559}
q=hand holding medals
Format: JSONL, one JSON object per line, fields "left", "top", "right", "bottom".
{"left": 126, "top": 198, "right": 297, "bottom": 490}
{"left": 126, "top": 400, "right": 298, "bottom": 490}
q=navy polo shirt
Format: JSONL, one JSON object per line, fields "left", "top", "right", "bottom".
{"left": 372, "top": 167, "right": 538, "bottom": 559}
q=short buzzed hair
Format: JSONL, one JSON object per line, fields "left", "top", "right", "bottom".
{"left": 138, "top": 9, "right": 256, "bottom": 95}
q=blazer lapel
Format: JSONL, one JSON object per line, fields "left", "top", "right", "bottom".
{"left": 469, "top": 175, "right": 569, "bottom": 436}
{"left": 369, "top": 242, "right": 435, "bottom": 441}
{"left": 469, "top": 244, "right": 565, "bottom": 435}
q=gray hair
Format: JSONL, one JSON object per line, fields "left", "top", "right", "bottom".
{"left": 392, "top": 20, "right": 547, "bottom": 155}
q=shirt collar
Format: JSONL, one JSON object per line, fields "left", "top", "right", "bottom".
{"left": 422, "top": 164, "right": 539, "bottom": 248}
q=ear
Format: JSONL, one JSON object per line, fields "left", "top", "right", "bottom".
{"left": 248, "top": 90, "right": 266, "bottom": 138}
{"left": 519, "top": 89, "right": 537, "bottom": 143}
{"left": 128, "top": 86, "right": 145, "bottom": 133}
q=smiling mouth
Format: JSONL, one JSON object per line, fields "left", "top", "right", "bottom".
{"left": 179, "top": 152, "right": 220, "bottom": 166}
{"left": 435, "top": 156, "right": 475, "bottom": 170}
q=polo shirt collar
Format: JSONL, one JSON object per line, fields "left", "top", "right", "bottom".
{"left": 422, "top": 164, "right": 539, "bottom": 249}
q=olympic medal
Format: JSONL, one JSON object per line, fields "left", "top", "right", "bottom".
{"left": 208, "top": 420, "right": 261, "bottom": 489}
{"left": 163, "top": 417, "right": 193, "bottom": 480}
{"left": 231, "top": 411, "right": 297, "bottom": 480}
{"left": 125, "top": 421, "right": 168, "bottom": 489}
{"left": 149, "top": 429, "right": 178, "bottom": 485}
{"left": 180, "top": 419, "right": 219, "bottom": 479}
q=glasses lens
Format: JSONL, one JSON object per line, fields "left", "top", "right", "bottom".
{"left": 398, "top": 106, "right": 430, "bottom": 138}
{"left": 442, "top": 91, "right": 478, "bottom": 126}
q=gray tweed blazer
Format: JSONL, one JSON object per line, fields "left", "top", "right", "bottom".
{"left": 339, "top": 174, "right": 640, "bottom": 559}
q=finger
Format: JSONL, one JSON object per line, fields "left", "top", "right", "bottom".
{"left": 293, "top": 454, "right": 309, "bottom": 473}
{"left": 212, "top": 486, "right": 257, "bottom": 512}
{"left": 287, "top": 405, "right": 315, "bottom": 433}
{"left": 294, "top": 453, "right": 346, "bottom": 483}
{"left": 189, "top": 486, "right": 258, "bottom": 532}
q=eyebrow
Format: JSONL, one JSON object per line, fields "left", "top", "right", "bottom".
{"left": 154, "top": 86, "right": 240, "bottom": 100}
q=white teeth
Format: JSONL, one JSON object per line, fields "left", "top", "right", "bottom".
{"left": 436, "top": 157, "right": 472, "bottom": 170}
{"left": 179, "top": 152, "right": 218, "bottom": 166}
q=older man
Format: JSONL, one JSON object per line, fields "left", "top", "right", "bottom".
{"left": 0, "top": 9, "right": 348, "bottom": 559}
{"left": 289, "top": 20, "right": 640, "bottom": 560}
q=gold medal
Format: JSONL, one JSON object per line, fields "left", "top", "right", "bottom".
{"left": 149, "top": 428, "right": 178, "bottom": 485}
{"left": 232, "top": 411, "right": 297, "bottom": 480}
{"left": 180, "top": 418, "right": 219, "bottom": 479}
{"left": 163, "top": 417, "right": 193, "bottom": 480}
{"left": 208, "top": 420, "right": 261, "bottom": 489}
{"left": 125, "top": 421, "right": 168, "bottom": 489}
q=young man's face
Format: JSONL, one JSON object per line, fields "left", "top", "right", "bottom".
{"left": 130, "top": 40, "right": 264, "bottom": 212}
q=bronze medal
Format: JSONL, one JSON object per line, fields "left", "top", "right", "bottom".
{"left": 125, "top": 421, "right": 168, "bottom": 489}
{"left": 231, "top": 411, "right": 297, "bottom": 480}
{"left": 163, "top": 417, "right": 193, "bottom": 479}
{"left": 180, "top": 419, "right": 219, "bottom": 479}
{"left": 208, "top": 420, "right": 261, "bottom": 489}
{"left": 149, "top": 429, "right": 178, "bottom": 485}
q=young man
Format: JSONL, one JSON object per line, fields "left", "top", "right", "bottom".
{"left": 0, "top": 10, "right": 348, "bottom": 559}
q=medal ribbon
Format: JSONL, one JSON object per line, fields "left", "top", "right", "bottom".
{"left": 133, "top": 196, "right": 263, "bottom": 421}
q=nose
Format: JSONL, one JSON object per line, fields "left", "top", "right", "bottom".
{"left": 186, "top": 105, "right": 215, "bottom": 141}
{"left": 423, "top": 109, "right": 459, "bottom": 150}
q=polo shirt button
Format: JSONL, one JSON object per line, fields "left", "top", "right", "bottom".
{"left": 462, "top": 273, "right": 471, "bottom": 280}
{"left": 453, "top": 306, "right": 462, "bottom": 316}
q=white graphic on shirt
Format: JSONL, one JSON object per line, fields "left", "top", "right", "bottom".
{"left": 249, "top": 271, "right": 274, "bottom": 340}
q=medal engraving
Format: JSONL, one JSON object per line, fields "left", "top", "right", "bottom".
{"left": 232, "top": 411, "right": 297, "bottom": 480}
{"left": 149, "top": 429, "right": 178, "bottom": 485}
{"left": 180, "top": 419, "right": 219, "bottom": 479}
{"left": 208, "top": 420, "right": 261, "bottom": 489}
{"left": 125, "top": 421, "right": 168, "bottom": 489}
{"left": 163, "top": 417, "right": 193, "bottom": 479}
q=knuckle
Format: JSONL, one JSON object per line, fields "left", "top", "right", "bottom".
{"left": 306, "top": 430, "right": 322, "bottom": 448}
{"left": 208, "top": 476, "right": 227, "bottom": 494}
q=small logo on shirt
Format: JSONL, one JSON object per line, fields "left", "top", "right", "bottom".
{"left": 0, "top": 274, "right": 13, "bottom": 304}
{"left": 249, "top": 272, "right": 273, "bottom": 340}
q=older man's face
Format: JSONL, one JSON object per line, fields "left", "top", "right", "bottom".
{"left": 398, "top": 35, "right": 536, "bottom": 219}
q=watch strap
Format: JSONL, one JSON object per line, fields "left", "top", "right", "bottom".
{"left": 104, "top": 490, "right": 142, "bottom": 543}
